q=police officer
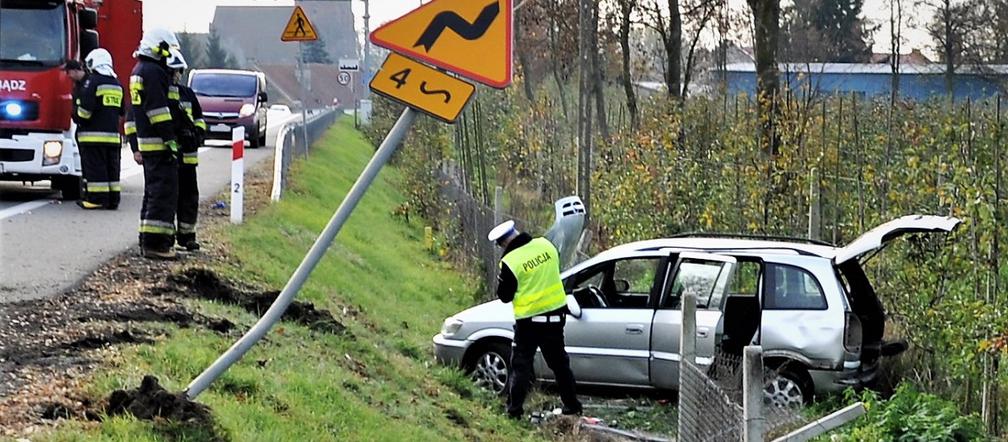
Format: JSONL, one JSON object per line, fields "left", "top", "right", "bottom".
{"left": 489, "top": 220, "right": 582, "bottom": 420}
{"left": 166, "top": 52, "right": 205, "bottom": 251}
{"left": 126, "top": 28, "right": 183, "bottom": 259}
{"left": 71, "top": 49, "right": 124, "bottom": 210}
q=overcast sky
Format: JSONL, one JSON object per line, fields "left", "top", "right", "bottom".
{"left": 142, "top": 0, "right": 937, "bottom": 57}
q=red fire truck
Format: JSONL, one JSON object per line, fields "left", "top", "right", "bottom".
{"left": 0, "top": 0, "right": 142, "bottom": 198}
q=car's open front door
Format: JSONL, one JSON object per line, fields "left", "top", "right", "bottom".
{"left": 649, "top": 252, "right": 736, "bottom": 389}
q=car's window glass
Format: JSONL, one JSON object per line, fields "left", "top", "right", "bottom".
{"left": 191, "top": 74, "right": 258, "bottom": 98}
{"left": 712, "top": 260, "right": 760, "bottom": 308}
{"left": 566, "top": 257, "right": 659, "bottom": 309}
{"left": 662, "top": 260, "right": 726, "bottom": 309}
{"left": 764, "top": 264, "right": 828, "bottom": 310}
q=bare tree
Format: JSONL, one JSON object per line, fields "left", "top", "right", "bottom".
{"left": 889, "top": 0, "right": 903, "bottom": 103}
{"left": 578, "top": 0, "right": 595, "bottom": 219}
{"left": 681, "top": 0, "right": 720, "bottom": 97}
{"left": 617, "top": 0, "right": 640, "bottom": 128}
{"left": 747, "top": 0, "right": 781, "bottom": 155}
{"left": 642, "top": 0, "right": 683, "bottom": 97}
{"left": 591, "top": 0, "right": 610, "bottom": 140}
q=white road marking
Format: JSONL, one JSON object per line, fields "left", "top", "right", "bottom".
{"left": 0, "top": 199, "right": 54, "bottom": 221}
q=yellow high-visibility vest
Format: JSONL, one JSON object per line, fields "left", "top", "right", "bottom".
{"left": 501, "top": 237, "right": 566, "bottom": 319}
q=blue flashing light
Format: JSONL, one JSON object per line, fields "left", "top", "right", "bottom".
{"left": 4, "top": 102, "right": 23, "bottom": 118}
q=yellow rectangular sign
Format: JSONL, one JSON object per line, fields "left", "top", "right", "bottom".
{"left": 369, "top": 53, "right": 475, "bottom": 123}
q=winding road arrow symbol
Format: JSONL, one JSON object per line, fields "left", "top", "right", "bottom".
{"left": 413, "top": 1, "right": 500, "bottom": 52}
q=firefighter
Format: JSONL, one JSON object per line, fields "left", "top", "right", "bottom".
{"left": 166, "top": 51, "right": 206, "bottom": 251}
{"left": 488, "top": 220, "right": 583, "bottom": 420}
{"left": 71, "top": 49, "right": 124, "bottom": 210}
{"left": 126, "top": 28, "right": 183, "bottom": 259}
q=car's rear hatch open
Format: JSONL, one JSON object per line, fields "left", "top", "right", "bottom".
{"left": 834, "top": 215, "right": 961, "bottom": 366}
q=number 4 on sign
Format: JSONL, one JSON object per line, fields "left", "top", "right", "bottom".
{"left": 369, "top": 53, "right": 475, "bottom": 123}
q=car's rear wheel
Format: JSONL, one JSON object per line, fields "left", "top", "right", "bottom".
{"left": 469, "top": 342, "right": 511, "bottom": 395}
{"left": 764, "top": 363, "right": 813, "bottom": 408}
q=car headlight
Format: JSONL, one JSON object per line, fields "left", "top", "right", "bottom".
{"left": 42, "top": 140, "right": 63, "bottom": 165}
{"left": 239, "top": 103, "right": 256, "bottom": 117}
{"left": 440, "top": 318, "right": 464, "bottom": 338}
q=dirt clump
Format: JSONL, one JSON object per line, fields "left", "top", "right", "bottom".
{"left": 106, "top": 375, "right": 226, "bottom": 441}
{"left": 169, "top": 268, "right": 348, "bottom": 335}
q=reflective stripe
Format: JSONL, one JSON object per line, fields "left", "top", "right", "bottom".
{"left": 110, "top": 182, "right": 122, "bottom": 192}
{"left": 147, "top": 106, "right": 172, "bottom": 123}
{"left": 182, "top": 152, "right": 199, "bottom": 165}
{"left": 139, "top": 219, "right": 175, "bottom": 235}
{"left": 138, "top": 137, "right": 167, "bottom": 152}
{"left": 194, "top": 119, "right": 207, "bottom": 130}
{"left": 87, "top": 181, "right": 111, "bottom": 192}
{"left": 129, "top": 75, "right": 143, "bottom": 105}
{"left": 97, "top": 85, "right": 123, "bottom": 107}
{"left": 167, "top": 86, "right": 180, "bottom": 101}
{"left": 124, "top": 122, "right": 137, "bottom": 135}
{"left": 78, "top": 131, "right": 120, "bottom": 144}
{"left": 178, "top": 222, "right": 196, "bottom": 234}
{"left": 77, "top": 107, "right": 92, "bottom": 119}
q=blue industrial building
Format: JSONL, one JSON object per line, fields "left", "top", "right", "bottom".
{"left": 723, "top": 63, "right": 1008, "bottom": 100}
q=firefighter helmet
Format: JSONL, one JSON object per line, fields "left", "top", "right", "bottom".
{"left": 84, "top": 48, "right": 115, "bottom": 77}
{"left": 166, "top": 49, "right": 188, "bottom": 71}
{"left": 137, "top": 28, "right": 180, "bottom": 60}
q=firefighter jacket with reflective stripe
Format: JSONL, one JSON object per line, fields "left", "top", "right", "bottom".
{"left": 168, "top": 84, "right": 204, "bottom": 156}
{"left": 500, "top": 237, "right": 567, "bottom": 319}
{"left": 126, "top": 57, "right": 176, "bottom": 154}
{"left": 72, "top": 73, "right": 124, "bottom": 145}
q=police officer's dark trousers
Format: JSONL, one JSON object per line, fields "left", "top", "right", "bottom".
{"left": 176, "top": 150, "right": 199, "bottom": 245}
{"left": 507, "top": 317, "right": 580, "bottom": 417}
{"left": 79, "top": 142, "right": 122, "bottom": 208}
{"left": 139, "top": 151, "right": 178, "bottom": 251}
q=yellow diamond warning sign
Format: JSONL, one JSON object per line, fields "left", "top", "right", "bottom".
{"left": 370, "top": 0, "right": 513, "bottom": 88}
{"left": 281, "top": 6, "right": 318, "bottom": 42}
{"left": 370, "top": 53, "right": 475, "bottom": 123}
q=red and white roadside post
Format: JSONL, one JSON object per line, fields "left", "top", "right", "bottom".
{"left": 231, "top": 126, "right": 245, "bottom": 224}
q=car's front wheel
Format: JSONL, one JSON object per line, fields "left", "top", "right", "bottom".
{"left": 469, "top": 342, "right": 511, "bottom": 395}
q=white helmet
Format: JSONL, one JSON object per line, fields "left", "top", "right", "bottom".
{"left": 137, "top": 28, "right": 180, "bottom": 60}
{"left": 166, "top": 48, "right": 188, "bottom": 71}
{"left": 85, "top": 48, "right": 115, "bottom": 77}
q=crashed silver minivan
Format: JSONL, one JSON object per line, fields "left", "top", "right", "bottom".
{"left": 432, "top": 215, "right": 959, "bottom": 406}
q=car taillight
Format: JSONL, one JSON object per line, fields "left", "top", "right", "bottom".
{"left": 844, "top": 312, "right": 863, "bottom": 353}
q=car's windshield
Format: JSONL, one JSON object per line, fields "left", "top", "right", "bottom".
{"left": 0, "top": 2, "right": 67, "bottom": 67}
{"left": 191, "top": 73, "right": 258, "bottom": 98}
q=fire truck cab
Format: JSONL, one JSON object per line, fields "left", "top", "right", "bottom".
{"left": 0, "top": 0, "right": 141, "bottom": 199}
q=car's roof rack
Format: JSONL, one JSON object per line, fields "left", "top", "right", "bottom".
{"left": 667, "top": 232, "right": 837, "bottom": 247}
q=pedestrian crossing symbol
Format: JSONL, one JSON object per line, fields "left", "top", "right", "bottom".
{"left": 281, "top": 6, "right": 318, "bottom": 42}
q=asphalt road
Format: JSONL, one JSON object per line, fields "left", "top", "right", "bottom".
{"left": 0, "top": 113, "right": 300, "bottom": 303}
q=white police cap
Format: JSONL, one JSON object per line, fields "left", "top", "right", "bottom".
{"left": 487, "top": 220, "right": 516, "bottom": 243}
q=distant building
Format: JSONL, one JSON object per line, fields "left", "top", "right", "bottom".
{"left": 722, "top": 63, "right": 1008, "bottom": 100}
{"left": 209, "top": 5, "right": 358, "bottom": 65}
{"left": 869, "top": 49, "right": 934, "bottom": 65}
{"left": 258, "top": 64, "right": 363, "bottom": 109}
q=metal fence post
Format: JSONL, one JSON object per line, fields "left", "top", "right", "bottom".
{"left": 744, "top": 345, "right": 765, "bottom": 442}
{"left": 808, "top": 167, "right": 820, "bottom": 240}
{"left": 678, "top": 291, "right": 697, "bottom": 441}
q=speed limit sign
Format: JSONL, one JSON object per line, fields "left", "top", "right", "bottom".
{"left": 337, "top": 71, "right": 352, "bottom": 85}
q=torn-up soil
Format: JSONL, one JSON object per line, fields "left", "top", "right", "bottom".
{"left": 164, "top": 268, "right": 348, "bottom": 336}
{"left": 0, "top": 162, "right": 279, "bottom": 436}
{"left": 105, "top": 375, "right": 225, "bottom": 441}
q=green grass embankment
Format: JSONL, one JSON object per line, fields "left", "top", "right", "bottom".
{"left": 46, "top": 118, "right": 539, "bottom": 441}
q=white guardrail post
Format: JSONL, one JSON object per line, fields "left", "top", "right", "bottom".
{"left": 230, "top": 126, "right": 245, "bottom": 224}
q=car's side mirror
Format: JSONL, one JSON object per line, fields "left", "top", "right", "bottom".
{"left": 613, "top": 279, "right": 630, "bottom": 292}
{"left": 566, "top": 294, "right": 582, "bottom": 319}
{"left": 258, "top": 92, "right": 268, "bottom": 102}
